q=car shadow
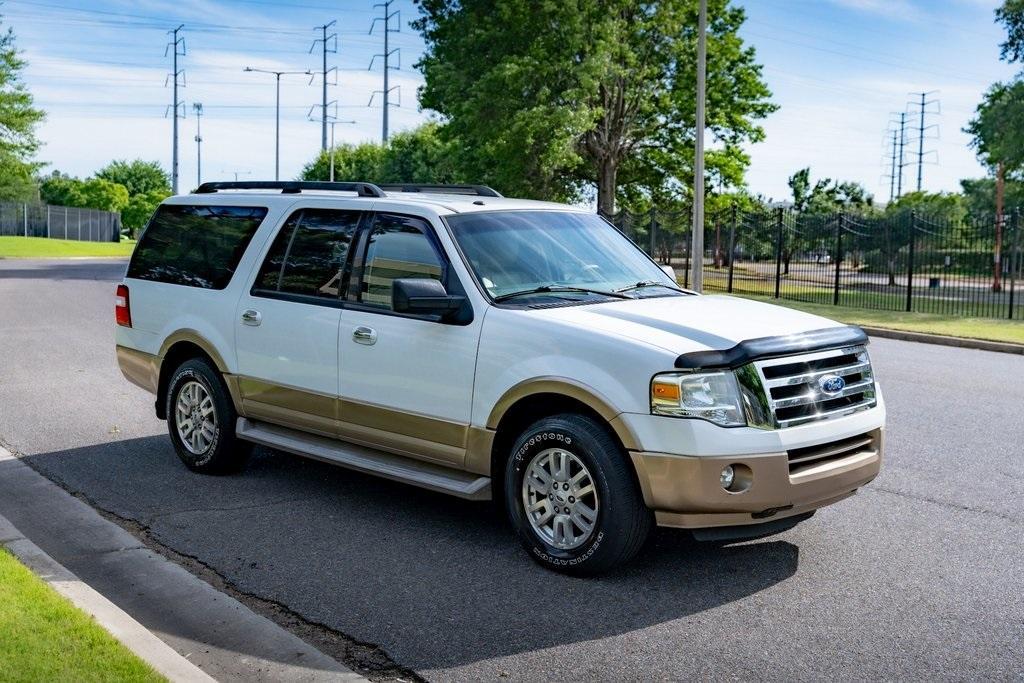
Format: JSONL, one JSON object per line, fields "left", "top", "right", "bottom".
{"left": 21, "top": 435, "right": 800, "bottom": 671}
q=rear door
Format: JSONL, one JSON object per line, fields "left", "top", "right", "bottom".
{"left": 337, "top": 212, "right": 482, "bottom": 467}
{"left": 234, "top": 207, "right": 363, "bottom": 436}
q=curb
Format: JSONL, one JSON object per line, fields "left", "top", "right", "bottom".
{"left": 861, "top": 326, "right": 1024, "bottom": 356}
{"left": 0, "top": 513, "right": 216, "bottom": 683}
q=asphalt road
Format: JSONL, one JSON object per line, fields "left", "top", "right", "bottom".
{"left": 1, "top": 258, "right": 1022, "bottom": 682}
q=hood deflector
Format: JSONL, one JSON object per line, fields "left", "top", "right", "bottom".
{"left": 674, "top": 326, "right": 869, "bottom": 370}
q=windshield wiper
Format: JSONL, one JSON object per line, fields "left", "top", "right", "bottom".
{"left": 615, "top": 280, "right": 689, "bottom": 294}
{"left": 494, "top": 285, "right": 631, "bottom": 303}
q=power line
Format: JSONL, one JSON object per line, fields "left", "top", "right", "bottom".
{"left": 165, "top": 25, "right": 186, "bottom": 194}
{"left": 310, "top": 21, "right": 337, "bottom": 152}
{"left": 369, "top": 0, "right": 400, "bottom": 143}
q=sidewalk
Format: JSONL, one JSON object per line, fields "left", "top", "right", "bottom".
{"left": 0, "top": 447, "right": 366, "bottom": 683}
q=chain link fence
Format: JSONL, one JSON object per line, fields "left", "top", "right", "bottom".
{"left": 606, "top": 206, "right": 1024, "bottom": 321}
{"left": 0, "top": 202, "right": 122, "bottom": 242}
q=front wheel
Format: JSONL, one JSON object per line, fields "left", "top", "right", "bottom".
{"left": 504, "top": 414, "right": 652, "bottom": 576}
{"left": 166, "top": 357, "right": 250, "bottom": 474}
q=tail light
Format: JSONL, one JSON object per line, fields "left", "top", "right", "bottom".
{"left": 115, "top": 284, "right": 132, "bottom": 327}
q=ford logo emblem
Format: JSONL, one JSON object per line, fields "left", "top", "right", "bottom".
{"left": 818, "top": 375, "right": 846, "bottom": 394}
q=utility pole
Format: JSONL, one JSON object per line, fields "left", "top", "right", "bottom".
{"left": 165, "top": 25, "right": 185, "bottom": 194}
{"left": 193, "top": 103, "right": 203, "bottom": 187}
{"left": 907, "top": 91, "right": 940, "bottom": 193}
{"left": 887, "top": 111, "right": 909, "bottom": 199}
{"left": 887, "top": 129, "right": 898, "bottom": 203}
{"left": 690, "top": 0, "right": 707, "bottom": 292}
{"left": 310, "top": 21, "right": 337, "bottom": 152}
{"left": 244, "top": 67, "right": 311, "bottom": 180}
{"left": 224, "top": 170, "right": 252, "bottom": 182}
{"left": 307, "top": 107, "right": 355, "bottom": 182}
{"left": 369, "top": 0, "right": 400, "bottom": 143}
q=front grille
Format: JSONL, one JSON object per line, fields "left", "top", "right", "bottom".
{"left": 753, "top": 345, "right": 876, "bottom": 428}
{"left": 786, "top": 431, "right": 878, "bottom": 474}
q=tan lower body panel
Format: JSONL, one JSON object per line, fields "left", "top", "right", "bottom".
{"left": 234, "top": 376, "right": 471, "bottom": 468}
{"left": 631, "top": 429, "right": 882, "bottom": 529}
{"left": 116, "top": 345, "right": 160, "bottom": 394}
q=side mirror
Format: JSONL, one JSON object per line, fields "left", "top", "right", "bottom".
{"left": 392, "top": 278, "right": 465, "bottom": 318}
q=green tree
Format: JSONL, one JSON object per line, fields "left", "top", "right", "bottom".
{"left": 414, "top": 0, "right": 776, "bottom": 215}
{"left": 39, "top": 173, "right": 129, "bottom": 213}
{"left": 0, "top": 16, "right": 44, "bottom": 201}
{"left": 996, "top": 0, "right": 1024, "bottom": 63}
{"left": 965, "top": 79, "right": 1024, "bottom": 290}
{"left": 39, "top": 172, "right": 86, "bottom": 207}
{"left": 95, "top": 160, "right": 170, "bottom": 196}
{"left": 300, "top": 123, "right": 465, "bottom": 184}
{"left": 121, "top": 189, "right": 168, "bottom": 235}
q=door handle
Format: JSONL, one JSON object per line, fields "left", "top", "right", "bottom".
{"left": 352, "top": 326, "right": 377, "bottom": 345}
{"left": 241, "top": 309, "right": 262, "bottom": 326}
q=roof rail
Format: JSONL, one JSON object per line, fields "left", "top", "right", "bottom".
{"left": 193, "top": 181, "right": 386, "bottom": 198}
{"left": 376, "top": 183, "right": 503, "bottom": 198}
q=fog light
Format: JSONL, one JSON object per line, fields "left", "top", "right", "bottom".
{"left": 720, "top": 465, "right": 735, "bottom": 490}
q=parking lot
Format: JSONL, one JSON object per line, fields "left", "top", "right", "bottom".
{"left": 1, "top": 258, "right": 1022, "bottom": 681}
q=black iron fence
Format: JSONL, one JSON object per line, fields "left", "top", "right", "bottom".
{"left": 0, "top": 202, "right": 122, "bottom": 242}
{"left": 606, "top": 206, "right": 1023, "bottom": 321}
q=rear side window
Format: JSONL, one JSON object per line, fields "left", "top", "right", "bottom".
{"left": 356, "top": 214, "right": 444, "bottom": 309}
{"left": 128, "top": 205, "right": 268, "bottom": 289}
{"left": 253, "top": 209, "right": 361, "bottom": 300}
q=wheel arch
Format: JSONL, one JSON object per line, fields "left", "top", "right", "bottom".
{"left": 480, "top": 378, "right": 642, "bottom": 486}
{"left": 155, "top": 331, "right": 235, "bottom": 420}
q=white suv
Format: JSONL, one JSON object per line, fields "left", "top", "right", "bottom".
{"left": 116, "top": 181, "right": 884, "bottom": 575}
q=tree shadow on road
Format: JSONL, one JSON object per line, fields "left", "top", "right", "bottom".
{"left": 0, "top": 260, "right": 126, "bottom": 281}
{"left": 21, "top": 435, "right": 799, "bottom": 672}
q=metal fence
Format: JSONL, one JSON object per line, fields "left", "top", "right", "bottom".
{"left": 607, "top": 206, "right": 1023, "bottom": 321}
{"left": 0, "top": 202, "right": 122, "bottom": 242}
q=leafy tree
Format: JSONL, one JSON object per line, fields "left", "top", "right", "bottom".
{"left": 300, "top": 123, "right": 465, "bottom": 184}
{"left": 0, "top": 15, "right": 44, "bottom": 201}
{"left": 121, "top": 189, "right": 169, "bottom": 235}
{"left": 996, "top": 0, "right": 1024, "bottom": 63}
{"left": 885, "top": 191, "right": 965, "bottom": 221}
{"left": 965, "top": 79, "right": 1024, "bottom": 290}
{"left": 414, "top": 0, "right": 776, "bottom": 215}
{"left": 39, "top": 172, "right": 129, "bottom": 213}
{"left": 961, "top": 176, "right": 1024, "bottom": 215}
{"left": 95, "top": 160, "right": 170, "bottom": 196}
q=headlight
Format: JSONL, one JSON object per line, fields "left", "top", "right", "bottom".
{"left": 651, "top": 371, "right": 746, "bottom": 427}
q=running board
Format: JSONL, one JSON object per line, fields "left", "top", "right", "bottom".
{"left": 235, "top": 418, "right": 492, "bottom": 501}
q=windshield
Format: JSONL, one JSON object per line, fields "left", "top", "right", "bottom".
{"left": 445, "top": 210, "right": 679, "bottom": 303}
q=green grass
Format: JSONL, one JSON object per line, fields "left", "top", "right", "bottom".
{"left": 732, "top": 293, "right": 1024, "bottom": 345}
{"left": 0, "top": 236, "right": 135, "bottom": 259}
{"left": 0, "top": 549, "right": 164, "bottom": 682}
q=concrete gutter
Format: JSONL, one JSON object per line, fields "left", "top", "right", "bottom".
{"left": 862, "top": 326, "right": 1024, "bottom": 356}
{"left": 0, "top": 447, "right": 367, "bottom": 683}
{"left": 0, "top": 513, "right": 216, "bottom": 682}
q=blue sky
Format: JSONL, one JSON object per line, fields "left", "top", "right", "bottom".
{"left": 3, "top": 0, "right": 1018, "bottom": 201}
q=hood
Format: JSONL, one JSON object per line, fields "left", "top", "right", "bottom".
{"left": 530, "top": 294, "right": 848, "bottom": 356}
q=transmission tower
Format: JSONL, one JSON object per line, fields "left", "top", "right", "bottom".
{"left": 310, "top": 21, "right": 337, "bottom": 152}
{"left": 193, "top": 103, "right": 203, "bottom": 187}
{"left": 369, "top": 0, "right": 400, "bottom": 143}
{"left": 907, "top": 91, "right": 940, "bottom": 192}
{"left": 165, "top": 25, "right": 186, "bottom": 194}
{"left": 885, "top": 112, "right": 910, "bottom": 200}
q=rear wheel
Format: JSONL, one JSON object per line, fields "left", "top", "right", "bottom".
{"left": 504, "top": 414, "right": 652, "bottom": 576}
{"left": 165, "top": 357, "right": 250, "bottom": 474}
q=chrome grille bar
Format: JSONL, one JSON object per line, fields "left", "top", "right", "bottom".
{"left": 753, "top": 345, "right": 877, "bottom": 428}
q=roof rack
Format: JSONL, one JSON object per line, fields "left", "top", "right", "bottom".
{"left": 376, "top": 184, "right": 503, "bottom": 198}
{"left": 193, "top": 181, "right": 386, "bottom": 197}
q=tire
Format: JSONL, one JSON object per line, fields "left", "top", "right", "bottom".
{"left": 165, "top": 357, "right": 250, "bottom": 474}
{"left": 504, "top": 414, "right": 652, "bottom": 576}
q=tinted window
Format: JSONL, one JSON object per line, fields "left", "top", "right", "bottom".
{"left": 128, "top": 204, "right": 268, "bottom": 289}
{"left": 357, "top": 214, "right": 444, "bottom": 309}
{"left": 254, "top": 209, "right": 360, "bottom": 299}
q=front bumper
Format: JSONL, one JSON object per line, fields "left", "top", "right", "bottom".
{"left": 622, "top": 391, "right": 885, "bottom": 529}
{"left": 631, "top": 429, "right": 881, "bottom": 528}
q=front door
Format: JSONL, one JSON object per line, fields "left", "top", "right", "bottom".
{"left": 234, "top": 207, "right": 362, "bottom": 436}
{"left": 338, "top": 212, "right": 481, "bottom": 467}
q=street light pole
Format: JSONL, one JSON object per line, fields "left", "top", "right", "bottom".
{"left": 690, "top": 0, "right": 707, "bottom": 293}
{"left": 244, "top": 67, "right": 311, "bottom": 181}
{"left": 326, "top": 119, "right": 356, "bottom": 182}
